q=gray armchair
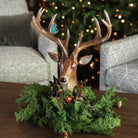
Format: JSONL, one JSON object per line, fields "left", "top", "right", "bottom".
{"left": 0, "top": 0, "right": 58, "bottom": 85}
{"left": 100, "top": 34, "right": 138, "bottom": 94}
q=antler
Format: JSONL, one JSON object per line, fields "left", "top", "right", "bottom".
{"left": 32, "top": 8, "right": 70, "bottom": 58}
{"left": 72, "top": 10, "right": 112, "bottom": 62}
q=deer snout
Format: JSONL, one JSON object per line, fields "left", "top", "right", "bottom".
{"left": 59, "top": 77, "right": 67, "bottom": 84}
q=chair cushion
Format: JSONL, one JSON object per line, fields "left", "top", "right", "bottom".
{"left": 105, "top": 59, "right": 138, "bottom": 93}
{"left": 0, "top": 46, "right": 50, "bottom": 84}
{"left": 0, "top": 0, "right": 28, "bottom": 16}
{"left": 0, "top": 12, "right": 35, "bottom": 47}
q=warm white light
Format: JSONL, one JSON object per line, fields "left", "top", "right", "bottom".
{"left": 72, "top": 6, "right": 75, "bottom": 10}
{"left": 118, "top": 14, "right": 122, "bottom": 19}
{"left": 62, "top": 16, "right": 65, "bottom": 19}
{"left": 91, "top": 30, "right": 94, "bottom": 33}
{"left": 88, "top": 1, "right": 91, "bottom": 5}
{"left": 121, "top": 19, "right": 125, "bottom": 23}
{"left": 129, "top": 3, "right": 134, "bottom": 7}
{"left": 91, "top": 18, "right": 95, "bottom": 21}
{"left": 74, "top": 44, "right": 77, "bottom": 47}
{"left": 86, "top": 29, "right": 89, "bottom": 32}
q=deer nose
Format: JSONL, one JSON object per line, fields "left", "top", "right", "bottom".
{"left": 59, "top": 77, "right": 67, "bottom": 83}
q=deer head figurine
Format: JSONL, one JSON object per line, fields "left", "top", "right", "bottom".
{"left": 32, "top": 8, "right": 112, "bottom": 91}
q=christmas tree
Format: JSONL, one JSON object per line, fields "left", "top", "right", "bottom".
{"left": 30, "top": 0, "right": 138, "bottom": 85}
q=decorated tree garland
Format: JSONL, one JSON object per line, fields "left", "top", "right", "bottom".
{"left": 15, "top": 76, "right": 127, "bottom": 138}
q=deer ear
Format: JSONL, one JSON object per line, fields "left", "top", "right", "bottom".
{"left": 79, "top": 55, "right": 93, "bottom": 65}
{"left": 48, "top": 52, "right": 59, "bottom": 62}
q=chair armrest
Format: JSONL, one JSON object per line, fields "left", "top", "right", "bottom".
{"left": 38, "top": 34, "right": 58, "bottom": 80}
{"left": 100, "top": 34, "right": 138, "bottom": 90}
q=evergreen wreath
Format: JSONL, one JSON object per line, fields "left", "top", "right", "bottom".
{"left": 15, "top": 76, "right": 127, "bottom": 138}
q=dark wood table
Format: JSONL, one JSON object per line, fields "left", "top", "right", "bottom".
{"left": 0, "top": 82, "right": 138, "bottom": 138}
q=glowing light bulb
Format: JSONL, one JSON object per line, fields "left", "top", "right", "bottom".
{"left": 86, "top": 29, "right": 89, "bottom": 32}
{"left": 114, "top": 32, "right": 117, "bottom": 36}
{"left": 52, "top": 2, "right": 55, "bottom": 5}
{"left": 72, "top": 6, "right": 75, "bottom": 10}
{"left": 74, "top": 44, "right": 77, "bottom": 47}
{"left": 124, "top": 35, "right": 127, "bottom": 38}
{"left": 115, "top": 14, "right": 118, "bottom": 17}
{"left": 61, "top": 24, "right": 64, "bottom": 27}
{"left": 88, "top": 2, "right": 91, "bottom": 5}
{"left": 121, "top": 19, "right": 125, "bottom": 23}
{"left": 118, "top": 14, "right": 122, "bottom": 19}
{"left": 45, "top": 9, "right": 48, "bottom": 12}
{"left": 94, "top": 27, "right": 97, "bottom": 31}
{"left": 55, "top": 6, "right": 58, "bottom": 10}
{"left": 91, "top": 30, "right": 94, "bottom": 33}
{"left": 129, "top": 3, "right": 134, "bottom": 7}
{"left": 91, "top": 18, "right": 95, "bottom": 21}
{"left": 72, "top": 20, "right": 75, "bottom": 24}
{"left": 42, "top": 20, "right": 45, "bottom": 23}
{"left": 129, "top": 23, "right": 133, "bottom": 26}
{"left": 61, "top": 33, "right": 65, "bottom": 36}
{"left": 62, "top": 16, "right": 65, "bottom": 19}
{"left": 91, "top": 76, "right": 95, "bottom": 79}
{"left": 116, "top": 9, "right": 119, "bottom": 12}
{"left": 97, "top": 71, "right": 100, "bottom": 75}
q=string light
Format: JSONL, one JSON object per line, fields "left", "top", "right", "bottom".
{"left": 91, "top": 30, "right": 94, "bottom": 33}
{"left": 74, "top": 44, "right": 77, "bottom": 47}
{"left": 62, "top": 16, "right": 65, "bottom": 19}
{"left": 91, "top": 76, "right": 95, "bottom": 79}
{"left": 55, "top": 6, "right": 58, "bottom": 10}
{"left": 79, "top": 0, "right": 83, "bottom": 2}
{"left": 97, "top": 71, "right": 100, "bottom": 75}
{"left": 72, "top": 6, "right": 75, "bottom": 10}
{"left": 94, "top": 27, "right": 97, "bottom": 31}
{"left": 82, "top": 5, "right": 85, "bottom": 8}
{"left": 116, "top": 9, "right": 119, "bottom": 12}
{"left": 129, "top": 23, "right": 133, "bottom": 26}
{"left": 114, "top": 32, "right": 117, "bottom": 36}
{"left": 89, "top": 25, "right": 91, "bottom": 28}
{"left": 94, "top": 58, "right": 99, "bottom": 62}
{"left": 128, "top": 3, "right": 134, "bottom": 7}
{"left": 114, "top": 14, "right": 118, "bottom": 17}
{"left": 90, "top": 61, "right": 94, "bottom": 69}
{"left": 52, "top": 2, "right": 55, "bottom": 5}
{"left": 112, "top": 38, "right": 115, "bottom": 41}
{"left": 91, "top": 18, "right": 95, "bottom": 21}
{"left": 118, "top": 14, "right": 122, "bottom": 19}
{"left": 124, "top": 35, "right": 127, "bottom": 38}
{"left": 42, "top": 20, "right": 45, "bottom": 23}
{"left": 121, "top": 19, "right": 125, "bottom": 23}
{"left": 72, "top": 20, "right": 75, "bottom": 24}
{"left": 86, "top": 29, "right": 89, "bottom": 32}
{"left": 88, "top": 2, "right": 91, "bottom": 5}
{"left": 62, "top": 3, "right": 64, "bottom": 6}
{"left": 45, "top": 9, "right": 48, "bottom": 12}
{"left": 61, "top": 33, "right": 65, "bottom": 36}
{"left": 61, "top": 24, "right": 64, "bottom": 27}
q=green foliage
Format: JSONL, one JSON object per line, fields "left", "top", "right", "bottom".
{"left": 39, "top": 0, "right": 138, "bottom": 49}
{"left": 15, "top": 79, "right": 127, "bottom": 137}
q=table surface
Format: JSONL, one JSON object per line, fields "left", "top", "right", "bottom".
{"left": 0, "top": 82, "right": 138, "bottom": 138}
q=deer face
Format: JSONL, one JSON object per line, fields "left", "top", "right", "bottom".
{"left": 59, "top": 58, "right": 77, "bottom": 84}
{"left": 48, "top": 51, "right": 93, "bottom": 91}
{"left": 32, "top": 8, "right": 112, "bottom": 91}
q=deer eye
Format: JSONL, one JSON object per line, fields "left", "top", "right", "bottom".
{"left": 72, "top": 64, "right": 76, "bottom": 68}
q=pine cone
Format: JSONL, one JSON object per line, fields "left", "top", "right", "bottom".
{"left": 60, "top": 131, "right": 68, "bottom": 138}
